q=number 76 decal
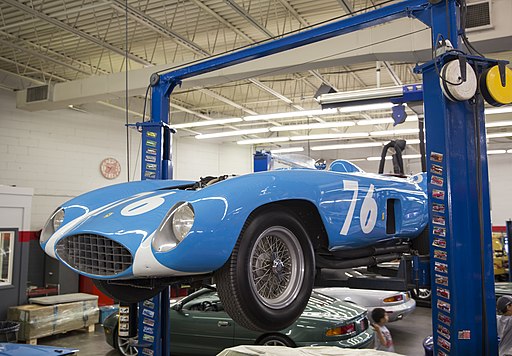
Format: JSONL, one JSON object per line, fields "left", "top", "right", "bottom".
{"left": 340, "top": 180, "right": 378, "bottom": 235}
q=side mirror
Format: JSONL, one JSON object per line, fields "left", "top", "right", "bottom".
{"left": 173, "top": 302, "right": 183, "bottom": 312}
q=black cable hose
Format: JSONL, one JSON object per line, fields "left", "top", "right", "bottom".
{"left": 473, "top": 93, "right": 489, "bottom": 355}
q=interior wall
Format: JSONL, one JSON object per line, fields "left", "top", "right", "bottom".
{"left": 0, "top": 91, "right": 252, "bottom": 230}
{"left": 488, "top": 154, "right": 512, "bottom": 226}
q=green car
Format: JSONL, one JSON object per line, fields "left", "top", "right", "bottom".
{"left": 103, "top": 288, "right": 374, "bottom": 355}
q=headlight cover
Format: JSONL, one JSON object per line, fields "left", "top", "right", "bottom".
{"left": 40, "top": 208, "right": 65, "bottom": 244}
{"left": 172, "top": 203, "right": 195, "bottom": 241}
{"left": 152, "top": 202, "right": 194, "bottom": 253}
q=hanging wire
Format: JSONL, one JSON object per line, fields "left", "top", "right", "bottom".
{"left": 125, "top": 0, "right": 130, "bottom": 182}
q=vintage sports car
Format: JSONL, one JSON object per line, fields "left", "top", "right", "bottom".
{"left": 315, "top": 287, "right": 416, "bottom": 322}
{"left": 103, "top": 288, "right": 374, "bottom": 356}
{"left": 40, "top": 158, "right": 428, "bottom": 331}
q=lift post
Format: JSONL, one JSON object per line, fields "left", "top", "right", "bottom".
{"left": 141, "top": 0, "right": 501, "bottom": 354}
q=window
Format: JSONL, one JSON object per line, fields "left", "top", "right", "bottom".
{"left": 0, "top": 230, "right": 15, "bottom": 286}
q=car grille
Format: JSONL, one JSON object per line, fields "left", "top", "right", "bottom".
{"left": 56, "top": 234, "right": 132, "bottom": 276}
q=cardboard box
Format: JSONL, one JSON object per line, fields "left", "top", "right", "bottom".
{"left": 8, "top": 300, "right": 99, "bottom": 341}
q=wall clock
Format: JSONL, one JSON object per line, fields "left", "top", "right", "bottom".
{"left": 100, "top": 157, "right": 121, "bottom": 180}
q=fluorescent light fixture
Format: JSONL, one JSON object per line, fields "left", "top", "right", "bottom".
{"left": 367, "top": 153, "right": 421, "bottom": 161}
{"left": 269, "top": 121, "right": 355, "bottom": 132}
{"left": 237, "top": 137, "right": 290, "bottom": 145}
{"left": 317, "top": 86, "right": 404, "bottom": 104}
{"left": 367, "top": 156, "right": 390, "bottom": 161}
{"left": 174, "top": 118, "right": 242, "bottom": 128}
{"left": 487, "top": 149, "right": 507, "bottom": 155}
{"left": 485, "top": 121, "right": 512, "bottom": 128}
{"left": 485, "top": 106, "right": 512, "bottom": 115}
{"left": 487, "top": 132, "right": 512, "bottom": 139}
{"left": 244, "top": 108, "right": 337, "bottom": 121}
{"left": 311, "top": 141, "right": 385, "bottom": 151}
{"left": 508, "top": 149, "right": 512, "bottom": 154}
{"left": 370, "top": 128, "right": 419, "bottom": 136}
{"left": 290, "top": 132, "right": 369, "bottom": 141}
{"left": 338, "top": 102, "right": 394, "bottom": 113}
{"left": 357, "top": 115, "right": 418, "bottom": 126}
{"left": 271, "top": 147, "right": 304, "bottom": 153}
{"left": 402, "top": 154, "right": 422, "bottom": 159}
{"left": 195, "top": 128, "right": 269, "bottom": 139}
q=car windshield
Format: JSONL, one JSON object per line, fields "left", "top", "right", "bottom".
{"left": 270, "top": 153, "right": 318, "bottom": 170}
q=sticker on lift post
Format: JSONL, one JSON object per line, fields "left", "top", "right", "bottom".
{"left": 433, "top": 203, "right": 445, "bottom": 213}
{"left": 435, "top": 274, "right": 449, "bottom": 287}
{"left": 438, "top": 351, "right": 448, "bottom": 356}
{"left": 431, "top": 176, "right": 444, "bottom": 187}
{"left": 433, "top": 238, "right": 446, "bottom": 248}
{"left": 430, "top": 152, "right": 444, "bottom": 163}
{"left": 438, "top": 324, "right": 451, "bottom": 340}
{"left": 437, "top": 300, "right": 451, "bottom": 313}
{"left": 437, "top": 287, "right": 450, "bottom": 299}
{"left": 433, "top": 227, "right": 446, "bottom": 237}
{"left": 433, "top": 189, "right": 445, "bottom": 200}
{"left": 142, "top": 348, "right": 154, "bottom": 356}
{"left": 433, "top": 215, "right": 446, "bottom": 226}
{"left": 435, "top": 261, "right": 448, "bottom": 274}
{"left": 438, "top": 312, "right": 451, "bottom": 326}
{"left": 434, "top": 249, "right": 447, "bottom": 260}
{"left": 458, "top": 330, "right": 471, "bottom": 340}
{"left": 431, "top": 164, "right": 443, "bottom": 175}
{"left": 437, "top": 336, "right": 451, "bottom": 351}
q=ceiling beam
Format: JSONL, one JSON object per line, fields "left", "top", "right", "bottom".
{"left": 224, "top": 0, "right": 274, "bottom": 38}
{"left": 3, "top": 0, "right": 151, "bottom": 66}
{"left": 198, "top": 88, "right": 258, "bottom": 115}
{"left": 109, "top": 0, "right": 210, "bottom": 57}
{"left": 0, "top": 38, "right": 91, "bottom": 76}
{"left": 188, "top": 0, "right": 255, "bottom": 43}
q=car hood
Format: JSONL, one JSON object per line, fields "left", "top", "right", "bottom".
{"left": 43, "top": 180, "right": 197, "bottom": 259}
{"left": 302, "top": 292, "right": 367, "bottom": 323}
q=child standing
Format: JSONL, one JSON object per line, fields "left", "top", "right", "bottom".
{"left": 371, "top": 307, "right": 395, "bottom": 352}
{"left": 497, "top": 295, "right": 512, "bottom": 355}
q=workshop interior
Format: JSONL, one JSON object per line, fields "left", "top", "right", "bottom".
{"left": 1, "top": 0, "right": 512, "bottom": 355}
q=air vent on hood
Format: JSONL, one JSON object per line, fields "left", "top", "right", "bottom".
{"left": 465, "top": 1, "right": 491, "bottom": 31}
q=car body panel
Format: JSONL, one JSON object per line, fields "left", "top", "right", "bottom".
{"left": 315, "top": 287, "right": 416, "bottom": 322}
{"left": 0, "top": 343, "right": 78, "bottom": 356}
{"left": 42, "top": 165, "right": 428, "bottom": 280}
{"left": 103, "top": 289, "right": 374, "bottom": 355}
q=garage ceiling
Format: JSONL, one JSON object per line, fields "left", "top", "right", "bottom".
{"left": 1, "top": 0, "right": 511, "bottom": 161}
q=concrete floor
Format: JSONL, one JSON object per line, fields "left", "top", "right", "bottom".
{"left": 35, "top": 307, "right": 433, "bottom": 356}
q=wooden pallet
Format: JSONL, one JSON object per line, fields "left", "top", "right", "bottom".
{"left": 22, "top": 324, "right": 96, "bottom": 345}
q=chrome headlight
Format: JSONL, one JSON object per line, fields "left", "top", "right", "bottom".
{"left": 40, "top": 208, "right": 65, "bottom": 244}
{"left": 152, "top": 202, "right": 194, "bottom": 252}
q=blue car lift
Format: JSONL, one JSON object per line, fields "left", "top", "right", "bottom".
{"left": 130, "top": 0, "right": 505, "bottom": 354}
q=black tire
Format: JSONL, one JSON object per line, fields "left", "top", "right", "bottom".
{"left": 93, "top": 280, "right": 164, "bottom": 304}
{"left": 113, "top": 325, "right": 138, "bottom": 356}
{"left": 258, "top": 334, "right": 296, "bottom": 347}
{"left": 215, "top": 209, "right": 314, "bottom": 332}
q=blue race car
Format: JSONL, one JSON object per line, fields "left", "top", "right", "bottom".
{"left": 40, "top": 159, "right": 428, "bottom": 332}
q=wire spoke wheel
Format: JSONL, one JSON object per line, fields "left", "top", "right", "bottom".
{"left": 117, "top": 335, "right": 138, "bottom": 356}
{"left": 215, "top": 209, "right": 314, "bottom": 332}
{"left": 249, "top": 227, "right": 304, "bottom": 309}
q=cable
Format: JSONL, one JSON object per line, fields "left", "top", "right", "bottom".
{"left": 472, "top": 94, "right": 489, "bottom": 356}
{"left": 125, "top": 0, "right": 130, "bottom": 182}
{"left": 142, "top": 84, "right": 150, "bottom": 122}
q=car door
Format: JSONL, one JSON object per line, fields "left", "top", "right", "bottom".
{"left": 170, "top": 290, "right": 235, "bottom": 355}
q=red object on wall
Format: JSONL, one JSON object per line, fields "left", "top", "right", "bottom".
{"left": 79, "top": 275, "right": 114, "bottom": 306}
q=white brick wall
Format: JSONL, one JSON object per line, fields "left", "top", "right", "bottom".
{"left": 0, "top": 91, "right": 252, "bottom": 229}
